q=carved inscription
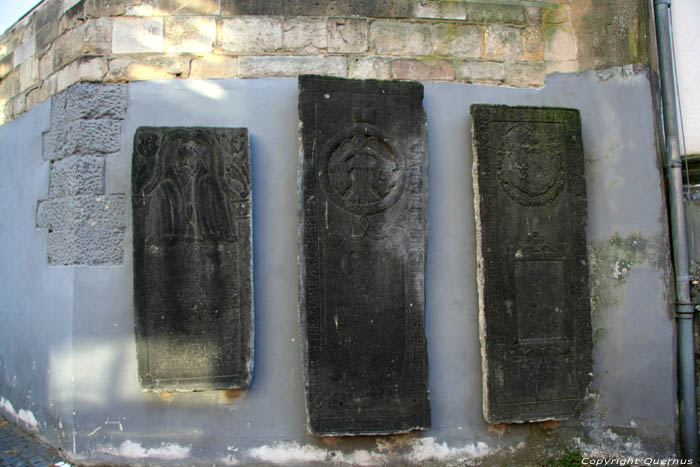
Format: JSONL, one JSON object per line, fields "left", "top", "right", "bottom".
{"left": 132, "top": 127, "right": 252, "bottom": 391}
{"left": 299, "top": 75, "right": 430, "bottom": 435}
{"left": 471, "top": 105, "right": 592, "bottom": 423}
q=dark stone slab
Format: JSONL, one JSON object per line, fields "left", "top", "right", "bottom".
{"left": 221, "top": 0, "right": 412, "bottom": 17}
{"left": 471, "top": 105, "right": 593, "bottom": 424}
{"left": 298, "top": 75, "right": 430, "bottom": 436}
{"left": 132, "top": 127, "right": 253, "bottom": 392}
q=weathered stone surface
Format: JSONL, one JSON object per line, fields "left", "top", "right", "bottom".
{"left": 44, "top": 118, "right": 122, "bottom": 160}
{"left": 106, "top": 54, "right": 191, "bottom": 81}
{"left": 328, "top": 18, "right": 368, "bottom": 54}
{"left": 13, "top": 38, "right": 35, "bottom": 68}
{"left": 348, "top": 56, "right": 391, "bottom": 80}
{"left": 221, "top": 0, "right": 412, "bottom": 17}
{"left": 189, "top": 56, "right": 238, "bottom": 79}
{"left": 220, "top": 17, "right": 283, "bottom": 54}
{"left": 431, "top": 23, "right": 481, "bottom": 58}
{"left": 153, "top": 0, "right": 220, "bottom": 15}
{"left": 18, "top": 57, "right": 39, "bottom": 92}
{"left": 37, "top": 193, "right": 127, "bottom": 265}
{"left": 456, "top": 60, "right": 505, "bottom": 83}
{"left": 471, "top": 104, "right": 592, "bottom": 424}
{"left": 370, "top": 20, "right": 431, "bottom": 56}
{"left": 37, "top": 194, "right": 126, "bottom": 231}
{"left": 299, "top": 75, "right": 430, "bottom": 435}
{"left": 484, "top": 25, "right": 523, "bottom": 60}
{"left": 164, "top": 16, "right": 216, "bottom": 54}
{"left": 544, "top": 24, "right": 577, "bottom": 62}
{"left": 44, "top": 82, "right": 127, "bottom": 160}
{"left": 112, "top": 17, "right": 164, "bottom": 54}
{"left": 0, "top": 54, "right": 12, "bottom": 80}
{"left": 464, "top": 3, "right": 525, "bottom": 25}
{"left": 49, "top": 155, "right": 105, "bottom": 197}
{"left": 390, "top": 58, "right": 454, "bottom": 80}
{"left": 132, "top": 127, "right": 253, "bottom": 391}
{"left": 53, "top": 19, "right": 112, "bottom": 69}
{"left": 239, "top": 55, "right": 346, "bottom": 78}
{"left": 505, "top": 61, "right": 545, "bottom": 87}
{"left": 414, "top": 0, "right": 466, "bottom": 20}
{"left": 282, "top": 18, "right": 328, "bottom": 54}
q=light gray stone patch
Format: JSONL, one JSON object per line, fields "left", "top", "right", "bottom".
{"left": 49, "top": 83, "right": 127, "bottom": 124}
{"left": 37, "top": 83, "right": 128, "bottom": 266}
{"left": 49, "top": 155, "right": 105, "bottom": 197}
{"left": 44, "top": 119, "right": 123, "bottom": 160}
{"left": 37, "top": 194, "right": 127, "bottom": 231}
{"left": 47, "top": 228, "right": 125, "bottom": 265}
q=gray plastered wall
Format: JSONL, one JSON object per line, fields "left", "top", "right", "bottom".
{"left": 0, "top": 70, "right": 678, "bottom": 464}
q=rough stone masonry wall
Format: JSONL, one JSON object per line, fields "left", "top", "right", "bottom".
{"left": 0, "top": 0, "right": 648, "bottom": 125}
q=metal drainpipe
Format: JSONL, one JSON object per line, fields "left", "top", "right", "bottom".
{"left": 653, "top": 0, "right": 698, "bottom": 461}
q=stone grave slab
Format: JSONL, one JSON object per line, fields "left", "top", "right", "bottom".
{"left": 471, "top": 105, "right": 592, "bottom": 423}
{"left": 298, "top": 75, "right": 430, "bottom": 435}
{"left": 132, "top": 127, "right": 253, "bottom": 392}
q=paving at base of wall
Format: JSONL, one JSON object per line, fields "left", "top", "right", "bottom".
{"left": 0, "top": 414, "right": 69, "bottom": 466}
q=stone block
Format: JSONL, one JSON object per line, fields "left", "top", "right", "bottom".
{"left": 12, "top": 94, "right": 25, "bottom": 117}
{"left": 465, "top": 3, "right": 525, "bottom": 25}
{"left": 39, "top": 74, "right": 58, "bottom": 102}
{"left": 524, "top": 5, "right": 542, "bottom": 26}
{"left": 370, "top": 20, "right": 431, "bottom": 56}
{"left": 106, "top": 54, "right": 191, "bottom": 81}
{"left": 544, "top": 24, "right": 577, "bottom": 62}
{"left": 79, "top": 55, "right": 107, "bottom": 81}
{"left": 47, "top": 228, "right": 125, "bottom": 265}
{"left": 35, "top": 0, "right": 63, "bottom": 32}
{"left": 546, "top": 60, "right": 578, "bottom": 74}
{"left": 505, "top": 61, "right": 545, "bottom": 87}
{"left": 125, "top": 4, "right": 155, "bottom": 16}
{"left": 220, "top": 17, "right": 283, "bottom": 54}
{"left": 44, "top": 119, "right": 123, "bottom": 160}
{"left": 282, "top": 18, "right": 328, "bottom": 54}
{"left": 132, "top": 127, "right": 253, "bottom": 391}
{"left": 328, "top": 18, "right": 368, "bottom": 54}
{"left": 13, "top": 38, "right": 35, "bottom": 68}
{"left": 56, "top": 61, "right": 81, "bottom": 93}
{"left": 542, "top": 4, "right": 570, "bottom": 25}
{"left": 25, "top": 87, "right": 42, "bottom": 110}
{"left": 36, "top": 22, "right": 60, "bottom": 55}
{"left": 0, "top": 54, "right": 14, "bottom": 80}
{"left": 53, "top": 18, "right": 111, "bottom": 69}
{"left": 456, "top": 60, "right": 505, "bottom": 83}
{"left": 152, "top": 0, "right": 220, "bottom": 15}
{"left": 485, "top": 25, "right": 523, "bottom": 60}
{"left": 239, "top": 55, "right": 346, "bottom": 78}
{"left": 112, "top": 17, "right": 164, "bottom": 54}
{"left": 390, "top": 58, "right": 454, "bottom": 80}
{"left": 221, "top": 0, "right": 411, "bottom": 17}
{"left": 414, "top": 0, "right": 466, "bottom": 20}
{"left": 50, "top": 155, "right": 106, "bottom": 197}
{"left": 189, "top": 55, "right": 238, "bottom": 79}
{"left": 471, "top": 104, "right": 592, "bottom": 423}
{"left": 18, "top": 57, "right": 39, "bottom": 92}
{"left": 431, "top": 23, "right": 481, "bottom": 58}
{"left": 348, "top": 56, "right": 391, "bottom": 79}
{"left": 84, "top": 0, "right": 129, "bottom": 18}
{"left": 298, "top": 75, "right": 430, "bottom": 435}
{"left": 521, "top": 26, "right": 544, "bottom": 62}
{"left": 58, "top": 0, "right": 87, "bottom": 34}
{"left": 49, "top": 82, "right": 127, "bottom": 124}
{"left": 0, "top": 72, "right": 20, "bottom": 100}
{"left": 164, "top": 16, "right": 216, "bottom": 54}
{"left": 37, "top": 194, "right": 127, "bottom": 231}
